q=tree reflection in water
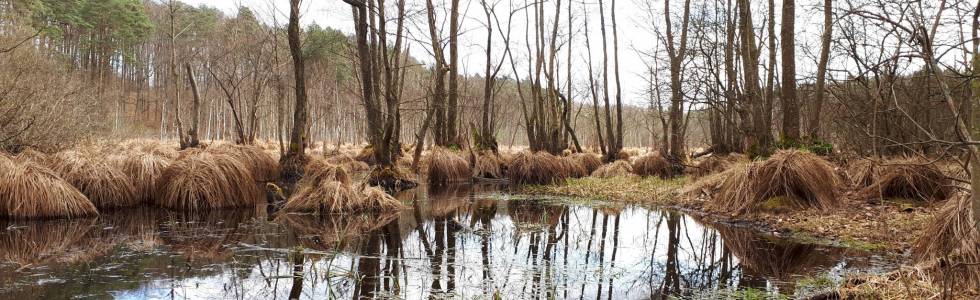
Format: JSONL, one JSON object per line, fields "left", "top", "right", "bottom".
{"left": 0, "top": 184, "right": 888, "bottom": 299}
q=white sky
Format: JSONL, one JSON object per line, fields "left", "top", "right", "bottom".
{"left": 178, "top": 0, "right": 971, "bottom": 107}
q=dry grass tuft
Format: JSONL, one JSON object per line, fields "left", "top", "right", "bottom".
{"left": 283, "top": 160, "right": 403, "bottom": 214}
{"left": 209, "top": 144, "right": 280, "bottom": 182}
{"left": 472, "top": 151, "right": 505, "bottom": 178}
{"left": 0, "top": 157, "right": 98, "bottom": 219}
{"left": 591, "top": 160, "right": 634, "bottom": 178}
{"left": 355, "top": 145, "right": 376, "bottom": 165}
{"left": 571, "top": 153, "right": 602, "bottom": 175}
{"left": 425, "top": 147, "right": 472, "bottom": 185}
{"left": 48, "top": 152, "right": 138, "bottom": 209}
{"left": 13, "top": 148, "right": 49, "bottom": 165}
{"left": 507, "top": 151, "right": 567, "bottom": 185}
{"left": 854, "top": 158, "right": 951, "bottom": 202}
{"left": 689, "top": 154, "right": 744, "bottom": 177}
{"left": 558, "top": 155, "right": 588, "bottom": 178}
{"left": 712, "top": 150, "right": 842, "bottom": 215}
{"left": 615, "top": 150, "right": 631, "bottom": 161}
{"left": 155, "top": 151, "right": 262, "bottom": 210}
{"left": 119, "top": 153, "right": 172, "bottom": 204}
{"left": 359, "top": 186, "right": 405, "bottom": 211}
{"left": 324, "top": 153, "right": 370, "bottom": 172}
{"left": 631, "top": 153, "right": 673, "bottom": 178}
{"left": 912, "top": 193, "right": 980, "bottom": 291}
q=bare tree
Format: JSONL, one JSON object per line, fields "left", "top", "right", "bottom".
{"left": 808, "top": 0, "right": 832, "bottom": 139}
{"left": 780, "top": 0, "right": 799, "bottom": 143}
{"left": 280, "top": 0, "right": 310, "bottom": 187}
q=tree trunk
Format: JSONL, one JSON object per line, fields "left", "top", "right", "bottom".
{"left": 780, "top": 0, "right": 799, "bottom": 143}
{"left": 808, "top": 0, "right": 832, "bottom": 139}
{"left": 280, "top": 0, "right": 311, "bottom": 188}
{"left": 184, "top": 63, "right": 201, "bottom": 148}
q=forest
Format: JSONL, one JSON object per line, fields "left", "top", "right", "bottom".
{"left": 0, "top": 0, "right": 978, "bottom": 298}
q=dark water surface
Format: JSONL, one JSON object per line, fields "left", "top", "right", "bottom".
{"left": 0, "top": 185, "right": 893, "bottom": 299}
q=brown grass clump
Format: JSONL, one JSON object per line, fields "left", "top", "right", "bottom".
{"left": 119, "top": 153, "right": 172, "bottom": 204}
{"left": 472, "top": 151, "right": 505, "bottom": 179}
{"left": 846, "top": 158, "right": 880, "bottom": 187}
{"left": 591, "top": 160, "right": 634, "bottom": 178}
{"left": 49, "top": 152, "right": 138, "bottom": 209}
{"left": 571, "top": 153, "right": 602, "bottom": 175}
{"left": 283, "top": 161, "right": 403, "bottom": 214}
{"left": 912, "top": 193, "right": 980, "bottom": 291}
{"left": 506, "top": 151, "right": 567, "bottom": 185}
{"left": 615, "top": 150, "right": 631, "bottom": 161}
{"left": 13, "top": 148, "right": 48, "bottom": 165}
{"left": 689, "top": 154, "right": 744, "bottom": 177}
{"left": 0, "top": 158, "right": 98, "bottom": 219}
{"left": 855, "top": 158, "right": 951, "bottom": 202}
{"left": 712, "top": 150, "right": 842, "bottom": 215}
{"left": 355, "top": 145, "right": 376, "bottom": 165}
{"left": 155, "top": 151, "right": 262, "bottom": 210}
{"left": 631, "top": 153, "right": 672, "bottom": 178}
{"left": 558, "top": 155, "right": 588, "bottom": 178}
{"left": 209, "top": 144, "right": 280, "bottom": 182}
{"left": 325, "top": 153, "right": 370, "bottom": 172}
{"left": 359, "top": 186, "right": 405, "bottom": 211}
{"left": 425, "top": 147, "right": 472, "bottom": 185}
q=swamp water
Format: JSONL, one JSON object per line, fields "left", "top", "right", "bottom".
{"left": 0, "top": 185, "right": 894, "bottom": 299}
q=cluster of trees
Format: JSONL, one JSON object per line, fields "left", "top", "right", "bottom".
{"left": 2, "top": 0, "right": 979, "bottom": 170}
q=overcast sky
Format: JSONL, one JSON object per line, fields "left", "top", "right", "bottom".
{"left": 178, "top": 0, "right": 968, "bottom": 107}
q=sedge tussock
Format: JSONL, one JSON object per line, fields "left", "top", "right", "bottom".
{"left": 912, "top": 193, "right": 980, "bottom": 291}
{"left": 47, "top": 151, "right": 138, "bottom": 209}
{"left": 283, "top": 160, "right": 403, "bottom": 214}
{"left": 689, "top": 154, "right": 744, "bottom": 178}
{"left": 119, "top": 153, "right": 172, "bottom": 204}
{"left": 324, "top": 153, "right": 370, "bottom": 172}
{"left": 155, "top": 151, "right": 262, "bottom": 211}
{"left": 425, "top": 147, "right": 471, "bottom": 185}
{"left": 571, "top": 153, "right": 602, "bottom": 175}
{"left": 591, "top": 160, "right": 634, "bottom": 178}
{"left": 208, "top": 144, "right": 280, "bottom": 182}
{"left": 0, "top": 157, "right": 97, "bottom": 219}
{"left": 558, "top": 155, "right": 588, "bottom": 178}
{"left": 506, "top": 151, "right": 567, "bottom": 185}
{"left": 472, "top": 151, "right": 505, "bottom": 179}
{"left": 712, "top": 150, "right": 842, "bottom": 215}
{"left": 855, "top": 158, "right": 951, "bottom": 202}
{"left": 631, "top": 153, "right": 672, "bottom": 178}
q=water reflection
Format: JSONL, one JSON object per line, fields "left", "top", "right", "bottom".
{"left": 0, "top": 185, "right": 891, "bottom": 299}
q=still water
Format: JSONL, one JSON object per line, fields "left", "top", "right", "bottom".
{"left": 0, "top": 185, "right": 893, "bottom": 299}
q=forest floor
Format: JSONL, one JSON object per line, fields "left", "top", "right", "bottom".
{"left": 523, "top": 176, "right": 938, "bottom": 254}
